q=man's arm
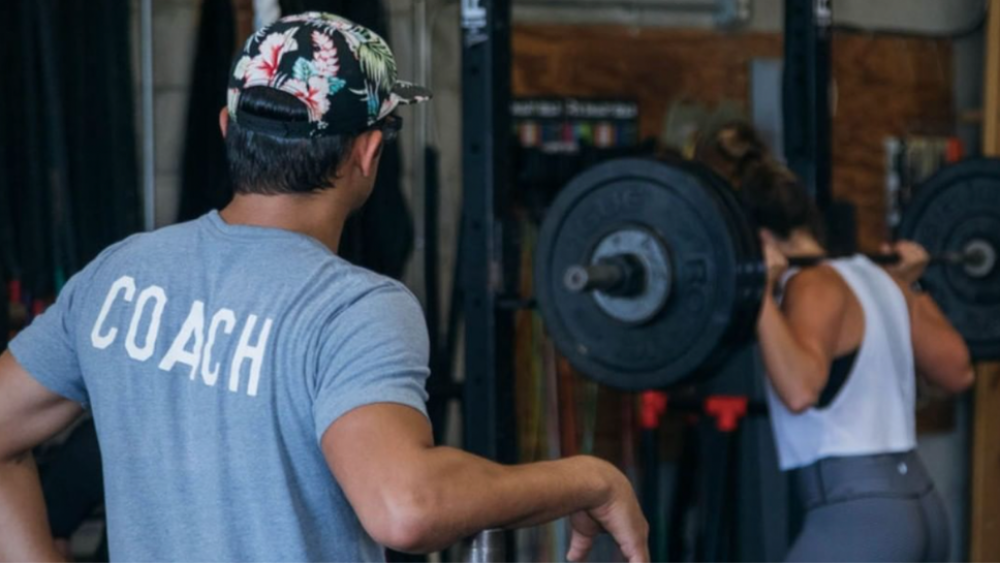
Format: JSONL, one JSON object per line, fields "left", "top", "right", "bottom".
{"left": 322, "top": 404, "right": 649, "bottom": 562}
{"left": 0, "top": 351, "right": 83, "bottom": 562}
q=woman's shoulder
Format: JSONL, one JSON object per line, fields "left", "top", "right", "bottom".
{"left": 784, "top": 263, "right": 852, "bottom": 301}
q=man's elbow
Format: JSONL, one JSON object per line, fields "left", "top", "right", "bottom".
{"left": 373, "top": 511, "right": 437, "bottom": 554}
{"left": 363, "top": 490, "right": 447, "bottom": 554}
{"left": 0, "top": 449, "right": 31, "bottom": 466}
{"left": 0, "top": 431, "right": 31, "bottom": 465}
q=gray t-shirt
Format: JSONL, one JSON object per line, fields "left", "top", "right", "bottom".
{"left": 10, "top": 211, "right": 430, "bottom": 562}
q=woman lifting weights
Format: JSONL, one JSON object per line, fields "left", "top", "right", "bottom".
{"left": 700, "top": 123, "right": 974, "bottom": 562}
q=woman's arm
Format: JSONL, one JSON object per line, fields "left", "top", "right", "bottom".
{"left": 757, "top": 267, "right": 849, "bottom": 413}
{"left": 883, "top": 241, "right": 974, "bottom": 394}
{"left": 894, "top": 280, "right": 974, "bottom": 393}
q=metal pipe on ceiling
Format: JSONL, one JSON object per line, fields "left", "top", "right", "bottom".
{"left": 513, "top": 0, "right": 718, "bottom": 11}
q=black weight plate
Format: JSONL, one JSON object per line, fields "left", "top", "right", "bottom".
{"left": 680, "top": 162, "right": 766, "bottom": 355}
{"left": 899, "top": 158, "right": 1000, "bottom": 360}
{"left": 536, "top": 158, "right": 741, "bottom": 390}
{"left": 695, "top": 165, "right": 767, "bottom": 349}
{"left": 680, "top": 164, "right": 757, "bottom": 352}
{"left": 691, "top": 163, "right": 766, "bottom": 302}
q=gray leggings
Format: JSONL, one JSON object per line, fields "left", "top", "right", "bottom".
{"left": 786, "top": 451, "right": 950, "bottom": 562}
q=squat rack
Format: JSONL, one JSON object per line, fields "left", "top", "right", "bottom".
{"left": 457, "top": 0, "right": 831, "bottom": 558}
{"left": 459, "top": 0, "right": 517, "bottom": 464}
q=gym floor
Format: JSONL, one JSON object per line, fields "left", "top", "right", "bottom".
{"left": 1, "top": 1, "right": 998, "bottom": 562}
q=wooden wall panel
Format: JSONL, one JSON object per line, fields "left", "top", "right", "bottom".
{"left": 512, "top": 25, "right": 954, "bottom": 251}
{"left": 972, "top": 6, "right": 1000, "bottom": 560}
{"left": 831, "top": 36, "right": 953, "bottom": 250}
{"left": 513, "top": 27, "right": 782, "bottom": 141}
{"left": 971, "top": 362, "right": 1000, "bottom": 561}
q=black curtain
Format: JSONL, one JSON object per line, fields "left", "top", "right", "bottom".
{"left": 177, "top": 0, "right": 237, "bottom": 222}
{"left": 0, "top": 0, "right": 140, "bottom": 327}
{"left": 1, "top": 2, "right": 138, "bottom": 558}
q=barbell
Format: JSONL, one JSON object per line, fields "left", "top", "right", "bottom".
{"left": 535, "top": 158, "right": 1000, "bottom": 391}
{"left": 567, "top": 245, "right": 995, "bottom": 295}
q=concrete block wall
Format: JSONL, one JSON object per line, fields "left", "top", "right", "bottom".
{"left": 149, "top": 0, "right": 200, "bottom": 227}
{"left": 387, "top": 0, "right": 463, "bottom": 313}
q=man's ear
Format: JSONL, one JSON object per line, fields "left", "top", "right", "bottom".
{"left": 219, "top": 108, "right": 229, "bottom": 138}
{"left": 355, "top": 130, "right": 384, "bottom": 178}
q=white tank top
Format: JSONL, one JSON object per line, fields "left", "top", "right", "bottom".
{"left": 765, "top": 255, "right": 917, "bottom": 470}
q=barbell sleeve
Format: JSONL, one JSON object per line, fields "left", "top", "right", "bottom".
{"left": 564, "top": 254, "right": 647, "bottom": 296}
{"left": 564, "top": 261, "right": 626, "bottom": 293}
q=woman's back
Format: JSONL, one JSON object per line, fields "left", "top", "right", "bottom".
{"left": 767, "top": 256, "right": 916, "bottom": 470}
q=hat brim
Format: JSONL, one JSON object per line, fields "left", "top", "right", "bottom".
{"left": 391, "top": 81, "right": 433, "bottom": 105}
{"left": 376, "top": 81, "right": 433, "bottom": 122}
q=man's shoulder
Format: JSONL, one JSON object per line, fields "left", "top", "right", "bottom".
{"left": 82, "top": 218, "right": 423, "bottom": 319}
{"left": 97, "top": 218, "right": 204, "bottom": 257}
{"left": 328, "top": 265, "right": 420, "bottom": 315}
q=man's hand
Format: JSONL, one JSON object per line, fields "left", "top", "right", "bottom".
{"left": 882, "top": 240, "right": 930, "bottom": 285}
{"left": 567, "top": 463, "right": 649, "bottom": 563}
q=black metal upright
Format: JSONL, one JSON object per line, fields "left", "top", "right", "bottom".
{"left": 460, "top": 0, "right": 514, "bottom": 462}
{"left": 783, "top": 0, "right": 833, "bottom": 209}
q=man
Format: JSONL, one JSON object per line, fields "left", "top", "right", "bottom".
{"left": 0, "top": 13, "right": 648, "bottom": 562}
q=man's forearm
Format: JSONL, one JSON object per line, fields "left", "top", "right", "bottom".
{"left": 385, "top": 451, "right": 617, "bottom": 553}
{"left": 0, "top": 453, "right": 62, "bottom": 562}
{"left": 437, "top": 451, "right": 609, "bottom": 529}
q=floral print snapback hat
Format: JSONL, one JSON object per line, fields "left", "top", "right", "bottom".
{"left": 228, "top": 12, "right": 431, "bottom": 138}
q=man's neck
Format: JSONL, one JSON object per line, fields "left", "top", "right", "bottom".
{"left": 219, "top": 192, "right": 351, "bottom": 253}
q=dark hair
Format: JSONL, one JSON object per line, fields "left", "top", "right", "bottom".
{"left": 225, "top": 87, "right": 356, "bottom": 195}
{"left": 740, "top": 159, "right": 825, "bottom": 241}
{"left": 702, "top": 121, "right": 824, "bottom": 241}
